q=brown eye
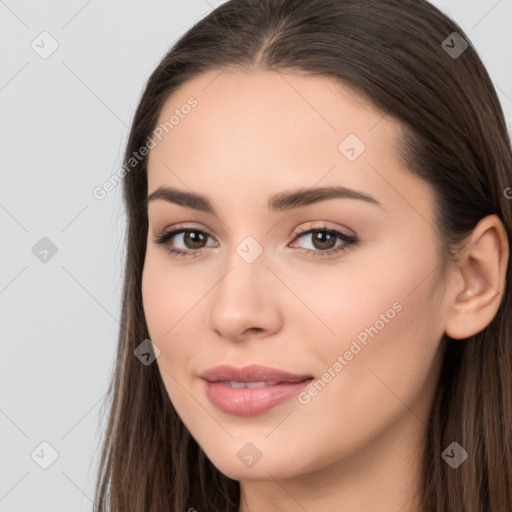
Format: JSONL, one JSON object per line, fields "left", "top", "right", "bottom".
{"left": 153, "top": 228, "right": 217, "bottom": 257}
{"left": 291, "top": 226, "right": 358, "bottom": 258}
{"left": 309, "top": 231, "right": 338, "bottom": 250}
{"left": 181, "top": 230, "right": 208, "bottom": 250}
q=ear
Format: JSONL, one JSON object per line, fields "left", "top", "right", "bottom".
{"left": 445, "top": 214, "right": 509, "bottom": 340}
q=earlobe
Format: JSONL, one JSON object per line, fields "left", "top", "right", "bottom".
{"left": 445, "top": 214, "right": 509, "bottom": 340}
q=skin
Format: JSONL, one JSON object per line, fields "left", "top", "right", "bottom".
{"left": 142, "top": 68, "right": 508, "bottom": 512}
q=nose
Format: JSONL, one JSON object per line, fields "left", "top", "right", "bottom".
{"left": 207, "top": 249, "right": 283, "bottom": 343}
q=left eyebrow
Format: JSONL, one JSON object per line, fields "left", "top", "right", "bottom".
{"left": 146, "top": 185, "right": 381, "bottom": 214}
{"left": 268, "top": 185, "right": 381, "bottom": 211}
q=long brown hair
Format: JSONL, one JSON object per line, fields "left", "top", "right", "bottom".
{"left": 93, "top": 1, "right": 512, "bottom": 510}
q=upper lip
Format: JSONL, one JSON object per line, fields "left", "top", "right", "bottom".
{"left": 200, "top": 364, "right": 313, "bottom": 383}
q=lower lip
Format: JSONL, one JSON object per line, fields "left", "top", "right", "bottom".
{"left": 202, "top": 379, "right": 313, "bottom": 416}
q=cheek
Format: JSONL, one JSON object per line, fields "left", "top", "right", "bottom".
{"left": 141, "top": 254, "right": 201, "bottom": 418}
{"left": 283, "top": 250, "right": 438, "bottom": 359}
{"left": 295, "top": 243, "right": 444, "bottom": 431}
{"left": 292, "top": 232, "right": 443, "bottom": 384}
{"left": 141, "top": 247, "right": 208, "bottom": 340}
{"left": 141, "top": 248, "right": 216, "bottom": 385}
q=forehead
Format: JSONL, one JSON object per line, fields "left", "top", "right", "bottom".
{"left": 150, "top": 68, "right": 396, "bottom": 155}
{"left": 146, "top": 68, "right": 422, "bottom": 213}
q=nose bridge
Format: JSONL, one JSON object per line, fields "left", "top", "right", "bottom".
{"left": 219, "top": 220, "right": 271, "bottom": 289}
{"left": 215, "top": 235, "right": 269, "bottom": 310}
{"left": 207, "top": 234, "right": 281, "bottom": 340}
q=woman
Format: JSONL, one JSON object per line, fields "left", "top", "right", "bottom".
{"left": 94, "top": 0, "right": 512, "bottom": 510}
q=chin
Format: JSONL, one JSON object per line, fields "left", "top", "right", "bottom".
{"left": 200, "top": 440, "right": 306, "bottom": 482}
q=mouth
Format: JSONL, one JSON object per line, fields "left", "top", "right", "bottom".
{"left": 200, "top": 363, "right": 313, "bottom": 384}
{"left": 217, "top": 380, "right": 294, "bottom": 388}
{"left": 199, "top": 364, "right": 314, "bottom": 416}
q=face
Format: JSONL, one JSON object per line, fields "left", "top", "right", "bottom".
{"left": 142, "top": 69, "right": 449, "bottom": 482}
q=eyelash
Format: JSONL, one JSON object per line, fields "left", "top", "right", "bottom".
{"left": 153, "top": 223, "right": 358, "bottom": 259}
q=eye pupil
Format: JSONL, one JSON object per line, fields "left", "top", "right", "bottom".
{"left": 185, "top": 230, "right": 206, "bottom": 249}
{"left": 312, "top": 231, "right": 336, "bottom": 250}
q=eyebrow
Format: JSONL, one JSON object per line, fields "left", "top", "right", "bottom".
{"left": 146, "top": 185, "right": 381, "bottom": 213}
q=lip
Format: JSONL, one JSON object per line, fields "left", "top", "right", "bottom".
{"left": 200, "top": 364, "right": 314, "bottom": 416}
{"left": 200, "top": 364, "right": 313, "bottom": 383}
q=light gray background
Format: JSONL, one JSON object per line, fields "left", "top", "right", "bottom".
{"left": 1, "top": 1, "right": 511, "bottom": 510}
